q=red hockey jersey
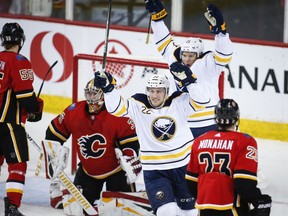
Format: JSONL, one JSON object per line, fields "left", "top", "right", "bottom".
{"left": 0, "top": 51, "right": 38, "bottom": 124}
{"left": 46, "top": 101, "right": 139, "bottom": 178}
{"left": 186, "top": 130, "right": 258, "bottom": 210}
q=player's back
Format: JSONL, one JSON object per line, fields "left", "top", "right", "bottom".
{"left": 189, "top": 130, "right": 258, "bottom": 210}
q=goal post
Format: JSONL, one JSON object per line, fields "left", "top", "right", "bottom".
{"left": 71, "top": 54, "right": 224, "bottom": 174}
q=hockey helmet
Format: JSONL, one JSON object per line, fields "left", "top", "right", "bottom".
{"left": 180, "top": 37, "right": 204, "bottom": 58}
{"left": 215, "top": 99, "right": 240, "bottom": 129}
{"left": 84, "top": 79, "right": 104, "bottom": 113}
{"left": 0, "top": 23, "right": 26, "bottom": 48}
{"left": 146, "top": 74, "right": 170, "bottom": 108}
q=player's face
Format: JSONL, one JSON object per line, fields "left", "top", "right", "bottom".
{"left": 181, "top": 51, "right": 197, "bottom": 67}
{"left": 147, "top": 87, "right": 166, "bottom": 108}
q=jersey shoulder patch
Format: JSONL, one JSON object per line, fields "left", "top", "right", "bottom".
{"left": 16, "top": 54, "right": 28, "bottom": 60}
{"left": 67, "top": 103, "right": 77, "bottom": 111}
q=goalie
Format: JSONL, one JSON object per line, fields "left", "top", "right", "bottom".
{"left": 43, "top": 79, "right": 141, "bottom": 215}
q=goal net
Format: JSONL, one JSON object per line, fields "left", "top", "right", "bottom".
{"left": 71, "top": 54, "right": 224, "bottom": 173}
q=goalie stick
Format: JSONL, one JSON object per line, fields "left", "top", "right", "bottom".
{"left": 33, "top": 60, "right": 58, "bottom": 175}
{"left": 27, "top": 134, "right": 98, "bottom": 215}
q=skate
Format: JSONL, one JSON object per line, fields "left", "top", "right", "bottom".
{"left": 4, "top": 197, "right": 25, "bottom": 216}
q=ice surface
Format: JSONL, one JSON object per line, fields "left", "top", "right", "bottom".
{"left": 0, "top": 112, "right": 287, "bottom": 215}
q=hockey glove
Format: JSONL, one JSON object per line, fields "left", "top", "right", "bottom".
{"left": 249, "top": 194, "right": 272, "bottom": 216}
{"left": 94, "top": 71, "right": 117, "bottom": 93}
{"left": 144, "top": 0, "right": 167, "bottom": 21}
{"left": 115, "top": 148, "right": 142, "bottom": 184}
{"left": 204, "top": 4, "right": 226, "bottom": 34}
{"left": 27, "top": 97, "right": 44, "bottom": 122}
{"left": 170, "top": 62, "right": 197, "bottom": 87}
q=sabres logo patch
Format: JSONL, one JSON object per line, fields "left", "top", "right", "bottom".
{"left": 152, "top": 116, "right": 176, "bottom": 141}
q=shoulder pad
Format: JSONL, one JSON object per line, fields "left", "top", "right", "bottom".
{"left": 132, "top": 93, "right": 153, "bottom": 108}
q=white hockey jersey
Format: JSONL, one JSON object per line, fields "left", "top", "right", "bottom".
{"left": 151, "top": 20, "right": 233, "bottom": 128}
{"left": 104, "top": 89, "right": 205, "bottom": 171}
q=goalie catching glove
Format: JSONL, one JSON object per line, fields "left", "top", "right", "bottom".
{"left": 94, "top": 71, "right": 117, "bottom": 93}
{"left": 170, "top": 62, "right": 197, "bottom": 87}
{"left": 204, "top": 4, "right": 226, "bottom": 34}
{"left": 144, "top": 0, "right": 167, "bottom": 21}
{"left": 249, "top": 194, "right": 272, "bottom": 216}
{"left": 115, "top": 148, "right": 142, "bottom": 184}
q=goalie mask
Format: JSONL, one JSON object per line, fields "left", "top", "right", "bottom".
{"left": 0, "top": 23, "right": 26, "bottom": 52}
{"left": 146, "top": 74, "right": 170, "bottom": 109}
{"left": 180, "top": 37, "right": 204, "bottom": 58}
{"left": 215, "top": 99, "right": 240, "bottom": 130}
{"left": 84, "top": 79, "right": 104, "bottom": 114}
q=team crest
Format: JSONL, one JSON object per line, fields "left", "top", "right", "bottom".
{"left": 152, "top": 116, "right": 176, "bottom": 141}
{"left": 78, "top": 133, "right": 106, "bottom": 159}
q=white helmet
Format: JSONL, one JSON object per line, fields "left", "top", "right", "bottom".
{"left": 146, "top": 74, "right": 170, "bottom": 108}
{"left": 180, "top": 37, "right": 204, "bottom": 58}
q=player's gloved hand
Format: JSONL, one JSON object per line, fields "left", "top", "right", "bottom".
{"left": 170, "top": 62, "right": 197, "bottom": 87}
{"left": 115, "top": 148, "right": 142, "bottom": 184}
{"left": 144, "top": 0, "right": 167, "bottom": 21}
{"left": 94, "top": 71, "right": 117, "bottom": 93}
{"left": 27, "top": 97, "right": 44, "bottom": 122}
{"left": 204, "top": 4, "right": 226, "bottom": 34}
{"left": 249, "top": 194, "right": 272, "bottom": 216}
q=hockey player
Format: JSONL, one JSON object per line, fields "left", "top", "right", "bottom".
{"left": 186, "top": 99, "right": 272, "bottom": 216}
{"left": 44, "top": 79, "right": 141, "bottom": 214}
{"left": 145, "top": 1, "right": 233, "bottom": 138}
{"left": 0, "top": 23, "right": 44, "bottom": 216}
{"left": 94, "top": 71, "right": 207, "bottom": 216}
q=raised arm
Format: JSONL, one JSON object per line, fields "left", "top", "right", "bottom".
{"left": 94, "top": 71, "right": 129, "bottom": 117}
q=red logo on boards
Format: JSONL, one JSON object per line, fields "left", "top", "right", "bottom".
{"left": 94, "top": 39, "right": 134, "bottom": 89}
{"left": 30, "top": 32, "right": 74, "bottom": 82}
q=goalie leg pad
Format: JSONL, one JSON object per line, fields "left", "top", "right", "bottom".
{"left": 50, "top": 179, "right": 63, "bottom": 209}
{"left": 42, "top": 140, "right": 62, "bottom": 179}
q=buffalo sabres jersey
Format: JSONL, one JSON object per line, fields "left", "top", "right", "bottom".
{"left": 45, "top": 101, "right": 139, "bottom": 179}
{"left": 151, "top": 20, "right": 233, "bottom": 128}
{"left": 104, "top": 89, "right": 203, "bottom": 171}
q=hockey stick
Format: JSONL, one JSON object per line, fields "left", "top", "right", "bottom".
{"left": 145, "top": 16, "right": 152, "bottom": 44}
{"left": 26, "top": 133, "right": 43, "bottom": 176}
{"left": 33, "top": 60, "right": 58, "bottom": 175}
{"left": 102, "top": 0, "right": 112, "bottom": 72}
{"left": 37, "top": 60, "right": 58, "bottom": 97}
{"left": 27, "top": 134, "right": 98, "bottom": 215}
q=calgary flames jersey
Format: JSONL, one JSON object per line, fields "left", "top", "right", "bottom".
{"left": 186, "top": 130, "right": 259, "bottom": 211}
{"left": 45, "top": 101, "right": 139, "bottom": 179}
{"left": 0, "top": 51, "right": 38, "bottom": 125}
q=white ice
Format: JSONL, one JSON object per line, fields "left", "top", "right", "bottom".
{"left": 0, "top": 112, "right": 287, "bottom": 216}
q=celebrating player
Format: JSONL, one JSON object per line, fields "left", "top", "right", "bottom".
{"left": 0, "top": 22, "right": 44, "bottom": 216}
{"left": 44, "top": 79, "right": 141, "bottom": 215}
{"left": 186, "top": 99, "right": 272, "bottom": 216}
{"left": 145, "top": 1, "right": 233, "bottom": 138}
{"left": 93, "top": 71, "right": 207, "bottom": 216}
